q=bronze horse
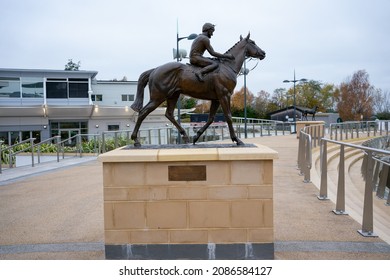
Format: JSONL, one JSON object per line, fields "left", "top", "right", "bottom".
{"left": 302, "top": 106, "right": 319, "bottom": 121}
{"left": 130, "top": 33, "right": 265, "bottom": 147}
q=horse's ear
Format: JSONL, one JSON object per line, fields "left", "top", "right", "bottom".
{"left": 246, "top": 32, "right": 250, "bottom": 40}
{"left": 240, "top": 35, "right": 243, "bottom": 40}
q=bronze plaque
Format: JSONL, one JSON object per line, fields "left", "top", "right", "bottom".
{"left": 168, "top": 165, "right": 207, "bottom": 181}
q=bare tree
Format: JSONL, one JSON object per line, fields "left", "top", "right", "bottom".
{"left": 373, "top": 89, "right": 390, "bottom": 114}
{"left": 253, "top": 90, "right": 271, "bottom": 119}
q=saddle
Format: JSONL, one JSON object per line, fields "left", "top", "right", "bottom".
{"left": 185, "top": 61, "right": 221, "bottom": 80}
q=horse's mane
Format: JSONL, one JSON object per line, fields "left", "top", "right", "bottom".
{"left": 224, "top": 39, "right": 242, "bottom": 54}
{"left": 210, "top": 41, "right": 240, "bottom": 62}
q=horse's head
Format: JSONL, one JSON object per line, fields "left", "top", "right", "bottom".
{"left": 240, "top": 33, "right": 266, "bottom": 60}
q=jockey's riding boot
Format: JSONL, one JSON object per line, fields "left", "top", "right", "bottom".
{"left": 195, "top": 71, "right": 204, "bottom": 82}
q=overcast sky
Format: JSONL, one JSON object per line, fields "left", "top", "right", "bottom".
{"left": 1, "top": 0, "right": 389, "bottom": 95}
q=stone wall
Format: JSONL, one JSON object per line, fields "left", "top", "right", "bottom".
{"left": 99, "top": 144, "right": 278, "bottom": 259}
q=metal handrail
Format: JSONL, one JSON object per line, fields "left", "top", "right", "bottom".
{"left": 33, "top": 136, "right": 61, "bottom": 164}
{"left": 6, "top": 138, "right": 36, "bottom": 168}
{"left": 319, "top": 137, "right": 390, "bottom": 237}
{"left": 298, "top": 130, "right": 312, "bottom": 183}
{"left": 57, "top": 133, "right": 100, "bottom": 157}
{"left": 329, "top": 120, "right": 390, "bottom": 141}
{"left": 297, "top": 123, "right": 325, "bottom": 183}
{"left": 232, "top": 117, "right": 284, "bottom": 125}
{"left": 0, "top": 134, "right": 100, "bottom": 173}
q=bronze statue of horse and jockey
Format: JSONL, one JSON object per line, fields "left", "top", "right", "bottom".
{"left": 130, "top": 33, "right": 265, "bottom": 147}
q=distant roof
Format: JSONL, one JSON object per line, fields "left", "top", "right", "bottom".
{"left": 0, "top": 68, "right": 98, "bottom": 79}
{"left": 268, "top": 106, "right": 309, "bottom": 116}
{"left": 95, "top": 80, "right": 137, "bottom": 84}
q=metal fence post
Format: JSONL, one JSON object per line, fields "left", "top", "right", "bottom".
{"left": 358, "top": 151, "right": 378, "bottom": 237}
{"left": 9, "top": 151, "right": 12, "bottom": 168}
{"left": 387, "top": 189, "right": 390, "bottom": 206}
{"left": 303, "top": 134, "right": 311, "bottom": 183}
{"left": 318, "top": 140, "right": 329, "bottom": 200}
{"left": 334, "top": 145, "right": 348, "bottom": 215}
{"left": 372, "top": 160, "right": 381, "bottom": 192}
{"left": 30, "top": 138, "right": 35, "bottom": 167}
{"left": 376, "top": 164, "right": 388, "bottom": 199}
{"left": 297, "top": 134, "right": 304, "bottom": 171}
{"left": 37, "top": 146, "right": 41, "bottom": 164}
{"left": 115, "top": 131, "right": 119, "bottom": 148}
{"left": 126, "top": 131, "right": 131, "bottom": 145}
{"left": 0, "top": 140, "right": 3, "bottom": 173}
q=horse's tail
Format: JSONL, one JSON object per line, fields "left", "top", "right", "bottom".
{"left": 131, "top": 68, "right": 155, "bottom": 112}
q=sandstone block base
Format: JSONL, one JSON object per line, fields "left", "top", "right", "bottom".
{"left": 99, "top": 143, "right": 278, "bottom": 259}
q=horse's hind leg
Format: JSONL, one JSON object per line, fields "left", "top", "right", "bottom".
{"left": 165, "top": 94, "right": 189, "bottom": 144}
{"left": 131, "top": 98, "right": 165, "bottom": 146}
{"left": 193, "top": 100, "right": 220, "bottom": 144}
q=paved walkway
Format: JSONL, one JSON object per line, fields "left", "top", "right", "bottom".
{"left": 0, "top": 134, "right": 389, "bottom": 259}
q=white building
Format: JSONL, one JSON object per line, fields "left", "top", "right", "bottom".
{"left": 0, "top": 68, "right": 171, "bottom": 145}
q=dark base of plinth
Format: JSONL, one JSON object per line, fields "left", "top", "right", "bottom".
{"left": 105, "top": 243, "right": 274, "bottom": 260}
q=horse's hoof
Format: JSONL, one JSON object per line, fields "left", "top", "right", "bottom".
{"left": 236, "top": 140, "right": 245, "bottom": 146}
{"left": 182, "top": 136, "right": 190, "bottom": 144}
{"left": 134, "top": 141, "right": 141, "bottom": 148}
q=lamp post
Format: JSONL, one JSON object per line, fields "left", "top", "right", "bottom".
{"left": 283, "top": 71, "right": 307, "bottom": 133}
{"left": 240, "top": 60, "right": 250, "bottom": 138}
{"left": 176, "top": 32, "right": 197, "bottom": 125}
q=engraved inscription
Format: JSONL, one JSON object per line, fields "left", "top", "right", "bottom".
{"left": 168, "top": 165, "right": 207, "bottom": 181}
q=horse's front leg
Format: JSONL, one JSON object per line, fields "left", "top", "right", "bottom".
{"left": 193, "top": 100, "right": 220, "bottom": 144}
{"left": 219, "top": 94, "right": 244, "bottom": 146}
{"left": 165, "top": 95, "right": 190, "bottom": 144}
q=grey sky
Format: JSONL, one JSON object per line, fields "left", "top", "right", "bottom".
{"left": 1, "top": 0, "right": 389, "bottom": 95}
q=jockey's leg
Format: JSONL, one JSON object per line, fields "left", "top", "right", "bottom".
{"left": 199, "top": 60, "right": 218, "bottom": 75}
{"left": 192, "top": 57, "right": 217, "bottom": 81}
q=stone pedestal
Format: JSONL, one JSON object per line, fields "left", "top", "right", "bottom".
{"left": 296, "top": 121, "right": 325, "bottom": 138}
{"left": 98, "top": 143, "right": 278, "bottom": 260}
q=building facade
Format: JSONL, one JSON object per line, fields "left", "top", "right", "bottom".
{"left": 0, "top": 68, "right": 169, "bottom": 145}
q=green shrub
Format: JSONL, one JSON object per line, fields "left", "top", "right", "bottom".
{"left": 1, "top": 144, "right": 15, "bottom": 166}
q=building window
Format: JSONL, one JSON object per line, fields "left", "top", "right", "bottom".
{"left": 46, "top": 79, "right": 67, "bottom": 98}
{"left": 46, "top": 78, "right": 88, "bottom": 99}
{"left": 121, "top": 94, "right": 134, "bottom": 101}
{"left": 107, "top": 125, "right": 120, "bottom": 131}
{"left": 0, "top": 78, "right": 21, "bottom": 98}
{"left": 91, "top": 94, "right": 103, "bottom": 101}
{"left": 22, "top": 78, "right": 44, "bottom": 98}
{"left": 69, "top": 78, "right": 88, "bottom": 98}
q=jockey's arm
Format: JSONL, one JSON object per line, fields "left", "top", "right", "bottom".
{"left": 206, "top": 40, "right": 234, "bottom": 60}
